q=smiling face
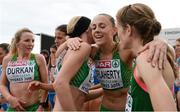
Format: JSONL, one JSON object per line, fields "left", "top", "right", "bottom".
{"left": 91, "top": 15, "right": 116, "bottom": 46}
{"left": 17, "top": 32, "right": 34, "bottom": 54}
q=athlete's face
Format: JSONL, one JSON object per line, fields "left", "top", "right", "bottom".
{"left": 54, "top": 30, "right": 66, "bottom": 47}
{"left": 50, "top": 47, "right": 57, "bottom": 58}
{"left": 116, "top": 22, "right": 132, "bottom": 49}
{"left": 176, "top": 41, "right": 180, "bottom": 58}
{"left": 91, "top": 15, "right": 116, "bottom": 46}
{"left": 0, "top": 47, "right": 7, "bottom": 64}
{"left": 17, "top": 32, "right": 34, "bottom": 54}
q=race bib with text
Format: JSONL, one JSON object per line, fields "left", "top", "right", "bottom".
{"left": 96, "top": 59, "right": 123, "bottom": 89}
{"left": 125, "top": 94, "right": 133, "bottom": 112}
{"left": 79, "top": 59, "right": 94, "bottom": 93}
{"left": 6, "top": 60, "right": 35, "bottom": 83}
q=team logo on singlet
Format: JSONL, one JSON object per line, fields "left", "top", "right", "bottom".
{"left": 112, "top": 59, "right": 119, "bottom": 68}
{"left": 96, "top": 59, "right": 123, "bottom": 89}
{"left": 6, "top": 60, "right": 35, "bottom": 83}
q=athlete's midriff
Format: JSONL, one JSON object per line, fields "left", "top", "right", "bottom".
{"left": 10, "top": 82, "right": 40, "bottom": 107}
{"left": 102, "top": 88, "right": 128, "bottom": 110}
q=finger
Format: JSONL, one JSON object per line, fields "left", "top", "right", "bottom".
{"left": 138, "top": 43, "right": 150, "bottom": 54}
{"left": 67, "top": 40, "right": 76, "bottom": 50}
{"left": 72, "top": 41, "right": 80, "bottom": 50}
{"left": 147, "top": 45, "right": 156, "bottom": 62}
{"left": 77, "top": 38, "right": 82, "bottom": 42}
{"left": 28, "top": 89, "right": 32, "bottom": 93}
{"left": 158, "top": 49, "right": 164, "bottom": 70}
{"left": 67, "top": 44, "right": 72, "bottom": 50}
{"left": 27, "top": 83, "right": 33, "bottom": 90}
{"left": 35, "top": 82, "right": 39, "bottom": 86}
{"left": 19, "top": 100, "right": 27, "bottom": 105}
{"left": 162, "top": 53, "right": 167, "bottom": 69}
{"left": 15, "top": 105, "right": 23, "bottom": 111}
{"left": 162, "top": 45, "right": 167, "bottom": 69}
{"left": 75, "top": 38, "right": 81, "bottom": 44}
{"left": 18, "top": 104, "right": 25, "bottom": 111}
{"left": 68, "top": 41, "right": 77, "bottom": 50}
{"left": 151, "top": 47, "right": 160, "bottom": 67}
{"left": 67, "top": 38, "right": 81, "bottom": 50}
{"left": 68, "top": 44, "right": 73, "bottom": 50}
{"left": 92, "top": 44, "right": 99, "bottom": 50}
{"left": 75, "top": 37, "right": 82, "bottom": 42}
{"left": 19, "top": 100, "right": 26, "bottom": 110}
{"left": 71, "top": 43, "right": 78, "bottom": 51}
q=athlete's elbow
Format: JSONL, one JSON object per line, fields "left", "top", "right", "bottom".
{"left": 53, "top": 79, "right": 68, "bottom": 91}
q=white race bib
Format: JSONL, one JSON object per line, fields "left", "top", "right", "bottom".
{"left": 78, "top": 59, "right": 96, "bottom": 93}
{"left": 96, "top": 59, "right": 123, "bottom": 89}
{"left": 6, "top": 60, "right": 35, "bottom": 83}
{"left": 125, "top": 94, "right": 133, "bottom": 112}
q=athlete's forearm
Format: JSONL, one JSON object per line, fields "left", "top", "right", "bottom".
{"left": 53, "top": 82, "right": 77, "bottom": 110}
{"left": 40, "top": 83, "right": 54, "bottom": 91}
{"left": 56, "top": 42, "right": 67, "bottom": 58}
{"left": 0, "top": 85, "right": 12, "bottom": 101}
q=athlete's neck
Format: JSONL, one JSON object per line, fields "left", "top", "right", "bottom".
{"left": 16, "top": 51, "right": 31, "bottom": 60}
{"left": 131, "top": 39, "right": 143, "bottom": 57}
{"left": 81, "top": 32, "right": 90, "bottom": 44}
{"left": 99, "top": 42, "right": 115, "bottom": 55}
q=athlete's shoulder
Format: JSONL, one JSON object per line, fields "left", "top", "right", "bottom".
{"left": 34, "top": 53, "right": 44, "bottom": 59}
{"left": 80, "top": 42, "right": 91, "bottom": 50}
{"left": 136, "top": 50, "right": 148, "bottom": 63}
{"left": 3, "top": 54, "right": 12, "bottom": 63}
{"left": 33, "top": 53, "right": 46, "bottom": 64}
{"left": 77, "top": 42, "right": 91, "bottom": 55}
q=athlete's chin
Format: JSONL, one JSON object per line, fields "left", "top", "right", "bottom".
{"left": 95, "top": 41, "right": 105, "bottom": 46}
{"left": 25, "top": 50, "right": 32, "bottom": 54}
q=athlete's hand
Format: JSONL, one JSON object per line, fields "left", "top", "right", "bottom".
{"left": 7, "top": 95, "right": 26, "bottom": 111}
{"left": 27, "top": 81, "right": 42, "bottom": 92}
{"left": 67, "top": 37, "right": 82, "bottom": 50}
{"left": 138, "top": 39, "right": 167, "bottom": 69}
{"left": 50, "top": 75, "right": 55, "bottom": 83}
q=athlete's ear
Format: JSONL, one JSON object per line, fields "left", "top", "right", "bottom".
{"left": 125, "top": 24, "right": 132, "bottom": 36}
{"left": 113, "top": 27, "right": 118, "bottom": 37}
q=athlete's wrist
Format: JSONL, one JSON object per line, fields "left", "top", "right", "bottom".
{"left": 6, "top": 94, "right": 13, "bottom": 101}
